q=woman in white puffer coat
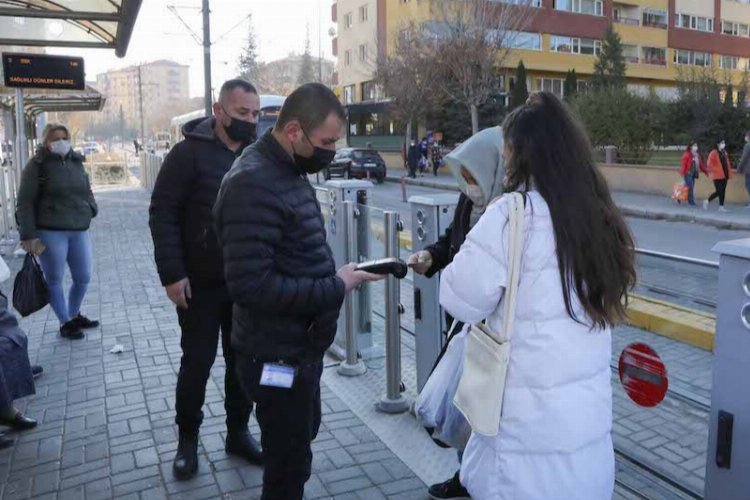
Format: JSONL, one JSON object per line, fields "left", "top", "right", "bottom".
{"left": 440, "top": 92, "right": 636, "bottom": 500}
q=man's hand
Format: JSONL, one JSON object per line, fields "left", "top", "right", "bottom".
{"left": 337, "top": 263, "right": 384, "bottom": 293}
{"left": 166, "top": 278, "right": 191, "bottom": 309}
{"left": 407, "top": 250, "right": 433, "bottom": 275}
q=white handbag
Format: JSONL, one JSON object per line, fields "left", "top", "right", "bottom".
{"left": 453, "top": 192, "right": 525, "bottom": 437}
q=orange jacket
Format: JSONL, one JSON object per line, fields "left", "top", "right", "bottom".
{"left": 680, "top": 151, "right": 708, "bottom": 176}
{"left": 707, "top": 150, "right": 733, "bottom": 180}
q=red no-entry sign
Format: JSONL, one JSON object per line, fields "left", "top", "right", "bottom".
{"left": 618, "top": 343, "right": 668, "bottom": 407}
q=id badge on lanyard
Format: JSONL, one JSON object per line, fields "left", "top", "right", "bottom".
{"left": 260, "top": 363, "right": 296, "bottom": 389}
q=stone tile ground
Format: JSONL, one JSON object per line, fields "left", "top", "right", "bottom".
{"left": 0, "top": 187, "right": 427, "bottom": 500}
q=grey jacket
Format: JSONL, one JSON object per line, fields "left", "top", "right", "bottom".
{"left": 737, "top": 142, "right": 750, "bottom": 175}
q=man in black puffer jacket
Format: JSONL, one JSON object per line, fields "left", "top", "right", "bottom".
{"left": 213, "top": 83, "right": 382, "bottom": 500}
{"left": 149, "top": 79, "right": 262, "bottom": 480}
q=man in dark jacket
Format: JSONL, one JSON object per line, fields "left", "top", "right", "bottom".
{"left": 213, "top": 83, "right": 382, "bottom": 499}
{"left": 149, "top": 79, "right": 262, "bottom": 480}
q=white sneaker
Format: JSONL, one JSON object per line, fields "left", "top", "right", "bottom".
{"left": 719, "top": 206, "right": 730, "bottom": 213}
{"left": 702, "top": 200, "right": 709, "bottom": 210}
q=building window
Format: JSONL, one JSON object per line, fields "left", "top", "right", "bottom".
{"left": 344, "top": 50, "right": 352, "bottom": 66}
{"left": 501, "top": 31, "right": 542, "bottom": 50}
{"left": 359, "top": 5, "right": 368, "bottom": 22}
{"left": 536, "top": 78, "right": 565, "bottom": 96}
{"left": 361, "top": 80, "right": 379, "bottom": 101}
{"left": 359, "top": 44, "right": 367, "bottom": 62}
{"left": 719, "top": 55, "right": 740, "bottom": 70}
{"left": 642, "top": 47, "right": 667, "bottom": 66}
{"left": 673, "top": 49, "right": 711, "bottom": 67}
{"left": 550, "top": 35, "right": 601, "bottom": 56}
{"left": 344, "top": 12, "right": 353, "bottom": 29}
{"left": 642, "top": 8, "right": 668, "bottom": 29}
{"left": 676, "top": 13, "right": 714, "bottom": 33}
{"left": 554, "top": 0, "right": 603, "bottom": 16}
{"left": 722, "top": 20, "right": 750, "bottom": 37}
{"left": 343, "top": 85, "right": 355, "bottom": 104}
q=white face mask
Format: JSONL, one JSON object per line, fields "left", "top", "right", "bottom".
{"left": 49, "top": 139, "right": 71, "bottom": 157}
{"left": 465, "top": 184, "right": 485, "bottom": 207}
{"left": 691, "top": 145, "right": 698, "bottom": 153}
{"left": 719, "top": 143, "right": 726, "bottom": 151}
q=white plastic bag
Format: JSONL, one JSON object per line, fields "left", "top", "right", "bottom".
{"left": 0, "top": 256, "right": 9, "bottom": 283}
{"left": 414, "top": 327, "right": 471, "bottom": 450}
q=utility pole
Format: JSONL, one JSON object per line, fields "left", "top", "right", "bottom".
{"left": 202, "top": 0, "right": 213, "bottom": 116}
{"left": 137, "top": 65, "right": 145, "bottom": 145}
{"left": 318, "top": 0, "right": 323, "bottom": 82}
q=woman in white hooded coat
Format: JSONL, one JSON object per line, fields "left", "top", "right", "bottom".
{"left": 440, "top": 92, "right": 636, "bottom": 500}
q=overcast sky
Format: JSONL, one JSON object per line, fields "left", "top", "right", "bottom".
{"left": 49, "top": 0, "right": 336, "bottom": 97}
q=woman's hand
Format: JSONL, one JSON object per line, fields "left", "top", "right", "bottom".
{"left": 20, "top": 239, "right": 44, "bottom": 256}
{"left": 407, "top": 250, "right": 433, "bottom": 275}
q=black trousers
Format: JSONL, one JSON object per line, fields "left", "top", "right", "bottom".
{"left": 236, "top": 356, "right": 323, "bottom": 500}
{"left": 175, "top": 285, "right": 251, "bottom": 434}
{"left": 708, "top": 179, "right": 728, "bottom": 206}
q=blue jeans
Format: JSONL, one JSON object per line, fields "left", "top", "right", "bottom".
{"left": 745, "top": 174, "right": 750, "bottom": 203}
{"left": 37, "top": 230, "right": 92, "bottom": 325}
{"left": 684, "top": 174, "right": 696, "bottom": 205}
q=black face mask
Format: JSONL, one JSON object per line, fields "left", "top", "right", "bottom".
{"left": 293, "top": 129, "right": 336, "bottom": 174}
{"left": 222, "top": 108, "right": 256, "bottom": 143}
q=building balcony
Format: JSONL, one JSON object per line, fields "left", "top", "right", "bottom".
{"left": 642, "top": 57, "right": 667, "bottom": 66}
{"left": 615, "top": 17, "right": 640, "bottom": 27}
{"left": 642, "top": 20, "right": 668, "bottom": 29}
{"left": 625, "top": 55, "right": 641, "bottom": 63}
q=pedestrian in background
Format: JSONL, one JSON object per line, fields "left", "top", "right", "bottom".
{"left": 407, "top": 140, "right": 420, "bottom": 178}
{"left": 149, "top": 79, "right": 262, "bottom": 481}
{"left": 16, "top": 123, "right": 99, "bottom": 341}
{"left": 214, "top": 83, "right": 383, "bottom": 499}
{"left": 409, "top": 125, "right": 505, "bottom": 500}
{"left": 440, "top": 92, "right": 635, "bottom": 499}
{"left": 736, "top": 131, "right": 750, "bottom": 208}
{"left": 704, "top": 139, "right": 733, "bottom": 212}
{"left": 679, "top": 141, "right": 707, "bottom": 206}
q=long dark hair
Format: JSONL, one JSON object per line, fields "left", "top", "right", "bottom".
{"left": 502, "top": 92, "right": 636, "bottom": 329}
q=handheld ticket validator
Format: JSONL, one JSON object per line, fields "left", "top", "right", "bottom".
{"left": 356, "top": 258, "right": 408, "bottom": 279}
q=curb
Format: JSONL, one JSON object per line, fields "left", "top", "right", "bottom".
{"left": 385, "top": 175, "right": 750, "bottom": 231}
{"left": 627, "top": 294, "right": 714, "bottom": 351}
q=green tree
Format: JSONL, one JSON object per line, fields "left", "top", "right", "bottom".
{"left": 563, "top": 69, "right": 578, "bottom": 102}
{"left": 511, "top": 61, "right": 529, "bottom": 108}
{"left": 297, "top": 27, "right": 317, "bottom": 86}
{"left": 592, "top": 24, "right": 626, "bottom": 90}
{"left": 237, "top": 15, "right": 261, "bottom": 83}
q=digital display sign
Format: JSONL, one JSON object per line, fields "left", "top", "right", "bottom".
{"left": 2, "top": 53, "right": 85, "bottom": 90}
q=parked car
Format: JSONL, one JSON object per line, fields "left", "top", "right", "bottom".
{"left": 82, "top": 142, "right": 102, "bottom": 155}
{"left": 324, "top": 148, "right": 387, "bottom": 183}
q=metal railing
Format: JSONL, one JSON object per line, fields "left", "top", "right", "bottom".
{"left": 615, "top": 17, "right": 640, "bottom": 26}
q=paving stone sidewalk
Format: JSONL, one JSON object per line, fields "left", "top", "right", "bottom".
{"left": 0, "top": 186, "right": 427, "bottom": 500}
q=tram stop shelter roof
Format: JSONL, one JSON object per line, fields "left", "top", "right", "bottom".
{"left": 0, "top": 85, "right": 104, "bottom": 116}
{"left": 0, "top": 0, "right": 143, "bottom": 58}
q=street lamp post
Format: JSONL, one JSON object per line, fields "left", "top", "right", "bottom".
{"left": 202, "top": 0, "right": 213, "bottom": 116}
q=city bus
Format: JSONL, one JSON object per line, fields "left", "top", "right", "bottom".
{"left": 170, "top": 94, "right": 286, "bottom": 144}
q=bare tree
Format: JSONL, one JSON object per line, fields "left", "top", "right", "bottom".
{"left": 374, "top": 24, "right": 439, "bottom": 154}
{"left": 428, "top": 0, "right": 537, "bottom": 133}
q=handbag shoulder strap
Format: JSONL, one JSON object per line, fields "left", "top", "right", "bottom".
{"left": 500, "top": 192, "right": 526, "bottom": 342}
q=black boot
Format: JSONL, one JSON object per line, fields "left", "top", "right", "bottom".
{"left": 173, "top": 431, "right": 199, "bottom": 480}
{"left": 225, "top": 429, "right": 263, "bottom": 465}
{"left": 60, "top": 321, "right": 84, "bottom": 340}
{"left": 0, "top": 432, "right": 12, "bottom": 450}
{"left": 428, "top": 471, "right": 470, "bottom": 499}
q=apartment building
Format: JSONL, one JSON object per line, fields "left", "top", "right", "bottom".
{"left": 94, "top": 59, "right": 189, "bottom": 130}
{"left": 333, "top": 0, "right": 750, "bottom": 145}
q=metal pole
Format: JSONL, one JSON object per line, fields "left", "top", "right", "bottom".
{"left": 14, "top": 89, "right": 27, "bottom": 172}
{"left": 318, "top": 0, "right": 323, "bottom": 82}
{"left": 137, "top": 65, "right": 145, "bottom": 145}
{"left": 0, "top": 164, "right": 9, "bottom": 244}
{"left": 202, "top": 0, "right": 213, "bottom": 116}
{"left": 338, "top": 200, "right": 366, "bottom": 376}
{"left": 377, "top": 211, "right": 409, "bottom": 413}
